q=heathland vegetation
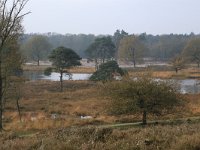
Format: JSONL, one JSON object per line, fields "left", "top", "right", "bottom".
{"left": 1, "top": 0, "right": 200, "bottom": 150}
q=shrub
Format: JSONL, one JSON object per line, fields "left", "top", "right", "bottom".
{"left": 103, "top": 77, "right": 183, "bottom": 124}
{"left": 44, "top": 67, "right": 52, "bottom": 76}
{"left": 90, "top": 61, "right": 125, "bottom": 81}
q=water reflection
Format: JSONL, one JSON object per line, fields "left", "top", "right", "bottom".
{"left": 40, "top": 72, "right": 92, "bottom": 81}
{"left": 179, "top": 79, "right": 200, "bottom": 94}
{"left": 23, "top": 71, "right": 44, "bottom": 81}
{"left": 23, "top": 71, "right": 92, "bottom": 81}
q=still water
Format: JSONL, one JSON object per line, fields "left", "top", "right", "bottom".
{"left": 178, "top": 79, "right": 200, "bottom": 94}
{"left": 23, "top": 71, "right": 200, "bottom": 94}
{"left": 23, "top": 71, "right": 92, "bottom": 81}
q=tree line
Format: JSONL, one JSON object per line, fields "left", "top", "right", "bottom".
{"left": 20, "top": 31, "right": 200, "bottom": 66}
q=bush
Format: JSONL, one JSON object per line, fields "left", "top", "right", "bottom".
{"left": 90, "top": 61, "right": 125, "bottom": 81}
{"left": 102, "top": 77, "right": 183, "bottom": 124}
{"left": 44, "top": 67, "right": 52, "bottom": 76}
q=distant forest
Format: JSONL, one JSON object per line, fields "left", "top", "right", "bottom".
{"left": 19, "top": 31, "right": 200, "bottom": 61}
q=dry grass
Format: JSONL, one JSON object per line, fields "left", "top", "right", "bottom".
{"left": 1, "top": 123, "right": 200, "bottom": 150}
{"left": 2, "top": 78, "right": 200, "bottom": 131}
{"left": 22, "top": 64, "right": 51, "bottom": 71}
{"left": 23, "top": 64, "right": 95, "bottom": 73}
{"left": 184, "top": 94, "right": 200, "bottom": 115}
{"left": 3, "top": 80, "right": 110, "bottom": 130}
{"left": 69, "top": 66, "right": 95, "bottom": 73}
{"left": 128, "top": 67, "right": 200, "bottom": 79}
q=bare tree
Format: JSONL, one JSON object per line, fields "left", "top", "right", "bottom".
{"left": 0, "top": 0, "right": 30, "bottom": 130}
{"left": 171, "top": 55, "right": 185, "bottom": 73}
{"left": 118, "top": 35, "right": 145, "bottom": 67}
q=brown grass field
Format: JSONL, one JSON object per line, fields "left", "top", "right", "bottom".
{"left": 128, "top": 67, "right": 200, "bottom": 79}
{"left": 1, "top": 65, "right": 200, "bottom": 149}
{"left": 23, "top": 64, "right": 95, "bottom": 73}
{"left": 3, "top": 79, "right": 200, "bottom": 130}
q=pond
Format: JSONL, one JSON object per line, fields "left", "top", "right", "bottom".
{"left": 178, "top": 79, "right": 200, "bottom": 94}
{"left": 41, "top": 72, "right": 92, "bottom": 81}
{"left": 23, "top": 71, "right": 200, "bottom": 94}
{"left": 23, "top": 71, "right": 92, "bottom": 81}
{"left": 151, "top": 78, "right": 200, "bottom": 94}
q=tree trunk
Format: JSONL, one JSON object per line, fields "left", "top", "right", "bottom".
{"left": 37, "top": 59, "right": 40, "bottom": 66}
{"left": 60, "top": 70, "right": 63, "bottom": 92}
{"left": 95, "top": 58, "right": 98, "bottom": 70}
{"left": 175, "top": 68, "right": 178, "bottom": 73}
{"left": 142, "top": 110, "right": 147, "bottom": 125}
{"left": 133, "top": 59, "right": 136, "bottom": 68}
{"left": 0, "top": 60, "right": 3, "bottom": 130}
{"left": 131, "top": 48, "right": 136, "bottom": 68}
{"left": 103, "top": 58, "right": 105, "bottom": 63}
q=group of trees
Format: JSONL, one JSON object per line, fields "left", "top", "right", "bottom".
{"left": 118, "top": 35, "right": 145, "bottom": 67}
{"left": 19, "top": 30, "right": 200, "bottom": 70}
{"left": 85, "top": 36, "right": 115, "bottom": 70}
{"left": 169, "top": 37, "right": 200, "bottom": 73}
{"left": 21, "top": 35, "right": 52, "bottom": 66}
{"left": 145, "top": 34, "right": 191, "bottom": 60}
{"left": 182, "top": 38, "right": 200, "bottom": 68}
{"left": 20, "top": 33, "right": 97, "bottom": 61}
{"left": 84, "top": 31, "right": 200, "bottom": 70}
{"left": 115, "top": 32, "right": 200, "bottom": 70}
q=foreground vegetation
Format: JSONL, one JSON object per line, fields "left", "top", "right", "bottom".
{"left": 1, "top": 79, "right": 194, "bottom": 130}
{"left": 1, "top": 122, "right": 200, "bottom": 149}
{"left": 0, "top": 66, "right": 199, "bottom": 149}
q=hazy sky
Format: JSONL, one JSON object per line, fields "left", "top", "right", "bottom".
{"left": 22, "top": 0, "right": 200, "bottom": 35}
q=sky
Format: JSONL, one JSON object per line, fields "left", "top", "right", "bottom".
{"left": 22, "top": 0, "right": 200, "bottom": 35}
